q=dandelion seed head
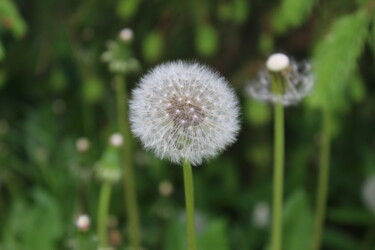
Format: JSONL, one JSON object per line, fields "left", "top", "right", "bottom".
{"left": 247, "top": 54, "right": 314, "bottom": 106}
{"left": 130, "top": 61, "right": 240, "bottom": 166}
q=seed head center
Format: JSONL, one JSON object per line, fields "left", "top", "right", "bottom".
{"left": 166, "top": 95, "right": 205, "bottom": 127}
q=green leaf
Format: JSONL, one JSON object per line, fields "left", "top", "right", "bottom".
{"left": 117, "top": 0, "right": 140, "bottom": 20}
{"left": 83, "top": 76, "right": 104, "bottom": 104}
{"left": 0, "top": 0, "right": 27, "bottom": 38}
{"left": 308, "top": 11, "right": 370, "bottom": 109}
{"left": 142, "top": 31, "right": 164, "bottom": 63}
{"left": 164, "top": 218, "right": 186, "bottom": 250}
{"left": 282, "top": 189, "right": 313, "bottom": 250}
{"left": 327, "top": 207, "right": 374, "bottom": 226}
{"left": 232, "top": 0, "right": 250, "bottom": 24}
{"left": 198, "top": 219, "right": 230, "bottom": 250}
{"left": 245, "top": 99, "right": 271, "bottom": 126}
{"left": 273, "top": 0, "right": 315, "bottom": 34}
{"left": 323, "top": 228, "right": 359, "bottom": 250}
{"left": 195, "top": 24, "right": 218, "bottom": 57}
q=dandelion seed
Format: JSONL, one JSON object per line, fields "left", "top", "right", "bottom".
{"left": 129, "top": 61, "right": 240, "bottom": 166}
{"left": 247, "top": 53, "right": 314, "bottom": 106}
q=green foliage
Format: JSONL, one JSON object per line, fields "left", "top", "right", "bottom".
{"left": 244, "top": 99, "right": 271, "bottom": 126}
{"left": 308, "top": 10, "right": 370, "bottom": 109}
{"left": 142, "top": 31, "right": 164, "bottom": 63}
{"left": 217, "top": 0, "right": 250, "bottom": 24}
{"left": 195, "top": 23, "right": 218, "bottom": 57}
{"left": 282, "top": 190, "right": 313, "bottom": 250}
{"left": 2, "top": 190, "right": 63, "bottom": 250}
{"left": 165, "top": 216, "right": 230, "bottom": 250}
{"left": 0, "top": 0, "right": 27, "bottom": 38}
{"left": 273, "top": 0, "right": 315, "bottom": 34}
{"left": 117, "top": 0, "right": 141, "bottom": 20}
{"left": 198, "top": 219, "right": 230, "bottom": 250}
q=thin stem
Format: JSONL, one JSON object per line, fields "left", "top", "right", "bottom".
{"left": 311, "top": 107, "right": 332, "bottom": 250}
{"left": 115, "top": 74, "right": 141, "bottom": 249}
{"left": 271, "top": 102, "right": 285, "bottom": 250}
{"left": 97, "top": 182, "right": 112, "bottom": 248}
{"left": 183, "top": 160, "right": 197, "bottom": 250}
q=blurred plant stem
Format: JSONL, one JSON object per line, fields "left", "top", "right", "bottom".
{"left": 271, "top": 101, "right": 284, "bottom": 250}
{"left": 97, "top": 181, "right": 112, "bottom": 248}
{"left": 311, "top": 107, "right": 331, "bottom": 250}
{"left": 115, "top": 74, "right": 141, "bottom": 249}
{"left": 183, "top": 160, "right": 197, "bottom": 250}
{"left": 270, "top": 73, "right": 285, "bottom": 250}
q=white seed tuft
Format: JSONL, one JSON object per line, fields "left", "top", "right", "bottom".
{"left": 119, "top": 28, "right": 133, "bottom": 42}
{"left": 129, "top": 61, "right": 240, "bottom": 166}
{"left": 76, "top": 137, "right": 90, "bottom": 153}
{"left": 266, "top": 53, "right": 290, "bottom": 72}
{"left": 109, "top": 132, "right": 124, "bottom": 147}
{"left": 75, "top": 214, "right": 91, "bottom": 231}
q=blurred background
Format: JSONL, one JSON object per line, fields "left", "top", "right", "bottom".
{"left": 1, "top": 0, "right": 375, "bottom": 249}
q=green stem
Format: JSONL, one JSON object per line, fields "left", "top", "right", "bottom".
{"left": 311, "top": 107, "right": 332, "bottom": 250}
{"left": 97, "top": 182, "right": 112, "bottom": 248}
{"left": 115, "top": 74, "right": 141, "bottom": 249}
{"left": 271, "top": 102, "right": 285, "bottom": 250}
{"left": 183, "top": 160, "right": 197, "bottom": 250}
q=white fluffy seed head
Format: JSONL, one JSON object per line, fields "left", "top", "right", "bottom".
{"left": 129, "top": 61, "right": 240, "bottom": 166}
{"left": 252, "top": 201, "right": 270, "bottom": 229}
{"left": 266, "top": 53, "right": 290, "bottom": 72}
{"left": 119, "top": 28, "right": 133, "bottom": 42}
{"left": 76, "top": 137, "right": 90, "bottom": 153}
{"left": 362, "top": 175, "right": 375, "bottom": 214}
{"left": 75, "top": 214, "right": 91, "bottom": 231}
{"left": 109, "top": 132, "right": 124, "bottom": 147}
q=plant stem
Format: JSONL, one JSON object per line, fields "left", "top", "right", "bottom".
{"left": 311, "top": 107, "right": 332, "bottom": 250}
{"left": 271, "top": 102, "right": 285, "bottom": 250}
{"left": 183, "top": 160, "right": 197, "bottom": 250}
{"left": 97, "top": 182, "right": 112, "bottom": 248}
{"left": 115, "top": 74, "right": 141, "bottom": 249}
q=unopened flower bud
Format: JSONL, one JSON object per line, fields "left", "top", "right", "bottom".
{"left": 119, "top": 28, "right": 133, "bottom": 42}
{"left": 159, "top": 180, "right": 173, "bottom": 197}
{"left": 76, "top": 137, "right": 90, "bottom": 153}
{"left": 76, "top": 214, "right": 91, "bottom": 232}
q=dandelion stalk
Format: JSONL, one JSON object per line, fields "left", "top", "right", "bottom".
{"left": 183, "top": 160, "right": 197, "bottom": 250}
{"left": 97, "top": 181, "right": 112, "bottom": 248}
{"left": 115, "top": 74, "right": 141, "bottom": 249}
{"left": 311, "top": 107, "right": 331, "bottom": 250}
{"left": 271, "top": 74, "right": 285, "bottom": 250}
